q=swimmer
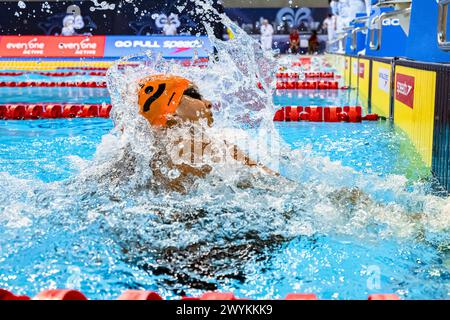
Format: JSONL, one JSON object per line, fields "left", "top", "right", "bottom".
{"left": 112, "top": 75, "right": 441, "bottom": 290}
{"left": 134, "top": 74, "right": 280, "bottom": 194}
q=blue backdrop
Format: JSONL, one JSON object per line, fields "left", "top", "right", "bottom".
{"left": 0, "top": 1, "right": 328, "bottom": 36}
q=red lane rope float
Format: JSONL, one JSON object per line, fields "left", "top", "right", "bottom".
{"left": 292, "top": 57, "right": 312, "bottom": 67}
{"left": 324, "top": 106, "right": 343, "bottom": 122}
{"left": 99, "top": 104, "right": 112, "bottom": 117}
{"left": 117, "top": 291, "right": 163, "bottom": 301}
{"left": 62, "top": 104, "right": 82, "bottom": 118}
{"left": 0, "top": 288, "right": 401, "bottom": 300}
{"left": 88, "top": 71, "right": 107, "bottom": 76}
{"left": 57, "top": 67, "right": 109, "bottom": 71}
{"left": 0, "top": 81, "right": 107, "bottom": 88}
{"left": 0, "top": 71, "right": 106, "bottom": 77}
{"left": 276, "top": 81, "right": 340, "bottom": 90}
{"left": 273, "top": 106, "right": 377, "bottom": 123}
{"left": 200, "top": 292, "right": 237, "bottom": 300}
{"left": 80, "top": 104, "right": 99, "bottom": 117}
{"left": 304, "top": 72, "right": 335, "bottom": 79}
{"left": 38, "top": 72, "right": 87, "bottom": 77}
{"left": 368, "top": 294, "right": 401, "bottom": 300}
{"left": 305, "top": 106, "right": 323, "bottom": 122}
{"left": 0, "top": 103, "right": 112, "bottom": 119}
{"left": 276, "top": 72, "right": 299, "bottom": 79}
{"left": 344, "top": 106, "right": 362, "bottom": 123}
{"left": 44, "top": 104, "right": 63, "bottom": 118}
{"left": 362, "top": 114, "right": 379, "bottom": 121}
{"left": 34, "top": 289, "right": 88, "bottom": 301}
{"left": 5, "top": 105, "right": 26, "bottom": 119}
{"left": 0, "top": 72, "right": 25, "bottom": 76}
{"left": 285, "top": 293, "right": 318, "bottom": 300}
{"left": 25, "top": 104, "right": 44, "bottom": 119}
{"left": 0, "top": 289, "right": 30, "bottom": 301}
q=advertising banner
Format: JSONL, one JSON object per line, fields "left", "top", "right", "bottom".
{"left": 104, "top": 36, "right": 212, "bottom": 58}
{"left": 0, "top": 35, "right": 212, "bottom": 59}
{"left": 378, "top": 68, "right": 390, "bottom": 93}
{"left": 0, "top": 35, "right": 106, "bottom": 58}
{"left": 395, "top": 73, "right": 415, "bottom": 108}
{"left": 359, "top": 62, "right": 365, "bottom": 79}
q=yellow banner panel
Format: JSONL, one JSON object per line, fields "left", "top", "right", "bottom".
{"left": 393, "top": 66, "right": 436, "bottom": 167}
{"left": 371, "top": 61, "right": 391, "bottom": 118}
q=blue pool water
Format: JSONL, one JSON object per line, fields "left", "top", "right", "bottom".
{"left": 0, "top": 71, "right": 448, "bottom": 300}
{"left": 0, "top": 116, "right": 427, "bottom": 183}
{"left": 274, "top": 89, "right": 361, "bottom": 108}
{"left": 0, "top": 117, "right": 448, "bottom": 300}
{"left": 0, "top": 119, "right": 111, "bottom": 182}
{"left": 0, "top": 87, "right": 110, "bottom": 104}
{"left": 0, "top": 71, "right": 110, "bottom": 104}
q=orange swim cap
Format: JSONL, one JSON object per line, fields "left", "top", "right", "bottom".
{"left": 138, "top": 74, "right": 191, "bottom": 126}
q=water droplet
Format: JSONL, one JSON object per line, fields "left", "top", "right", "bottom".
{"left": 168, "top": 169, "right": 181, "bottom": 180}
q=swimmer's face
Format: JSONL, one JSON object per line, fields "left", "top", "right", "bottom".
{"left": 168, "top": 85, "right": 214, "bottom": 127}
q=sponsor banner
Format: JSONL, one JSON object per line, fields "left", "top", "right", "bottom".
{"left": 359, "top": 62, "right": 365, "bottom": 79}
{"left": 395, "top": 73, "right": 415, "bottom": 108}
{"left": 0, "top": 35, "right": 212, "bottom": 58}
{"left": 378, "top": 68, "right": 390, "bottom": 93}
{"left": 0, "top": 35, "right": 106, "bottom": 58}
{"left": 104, "top": 36, "right": 213, "bottom": 58}
{"left": 0, "top": 36, "right": 47, "bottom": 57}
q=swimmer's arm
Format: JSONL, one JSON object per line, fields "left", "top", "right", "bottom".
{"left": 224, "top": 141, "right": 280, "bottom": 177}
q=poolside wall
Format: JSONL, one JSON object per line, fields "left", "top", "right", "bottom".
{"left": 330, "top": 54, "right": 450, "bottom": 191}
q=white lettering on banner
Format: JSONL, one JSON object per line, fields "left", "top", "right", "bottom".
{"left": 114, "top": 40, "right": 161, "bottom": 48}
{"left": 6, "top": 38, "right": 45, "bottom": 55}
{"left": 378, "top": 68, "right": 390, "bottom": 93}
{"left": 58, "top": 38, "right": 97, "bottom": 55}
{"left": 163, "top": 40, "right": 203, "bottom": 49}
{"left": 352, "top": 60, "right": 358, "bottom": 74}
{"left": 113, "top": 39, "right": 203, "bottom": 49}
{"left": 382, "top": 18, "right": 400, "bottom": 26}
{"left": 396, "top": 80, "right": 413, "bottom": 96}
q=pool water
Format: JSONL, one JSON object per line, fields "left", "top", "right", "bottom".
{"left": 274, "top": 89, "right": 361, "bottom": 108}
{"left": 277, "top": 121, "right": 430, "bottom": 182}
{"left": 0, "top": 87, "right": 110, "bottom": 104}
{"left": 0, "top": 70, "right": 449, "bottom": 300}
{"left": 0, "top": 69, "right": 110, "bottom": 104}
{"left": 0, "top": 119, "right": 111, "bottom": 182}
{"left": 0, "top": 117, "right": 448, "bottom": 299}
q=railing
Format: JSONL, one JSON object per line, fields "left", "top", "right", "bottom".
{"left": 344, "top": 16, "right": 371, "bottom": 52}
{"left": 327, "top": 32, "right": 348, "bottom": 52}
{"left": 374, "top": 0, "right": 412, "bottom": 7}
{"left": 352, "top": 16, "right": 370, "bottom": 24}
{"left": 438, "top": 0, "right": 450, "bottom": 51}
{"left": 369, "top": 15, "right": 382, "bottom": 50}
{"left": 350, "top": 27, "right": 368, "bottom": 51}
{"left": 368, "top": 7, "right": 411, "bottom": 51}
